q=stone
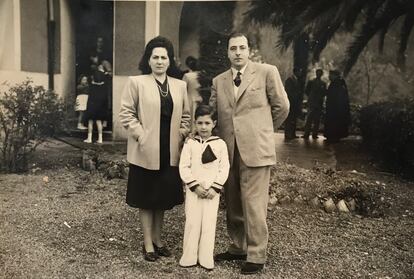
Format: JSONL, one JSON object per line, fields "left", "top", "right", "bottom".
{"left": 293, "top": 195, "right": 304, "bottom": 203}
{"left": 309, "top": 196, "right": 320, "bottom": 208}
{"left": 81, "top": 149, "right": 98, "bottom": 171}
{"left": 279, "top": 195, "right": 291, "bottom": 204}
{"left": 346, "top": 199, "right": 357, "bottom": 211}
{"left": 269, "top": 196, "right": 278, "bottom": 205}
{"left": 323, "top": 198, "right": 336, "bottom": 213}
{"left": 336, "top": 199, "right": 350, "bottom": 212}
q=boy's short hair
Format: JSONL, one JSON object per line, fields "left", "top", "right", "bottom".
{"left": 194, "top": 105, "right": 217, "bottom": 121}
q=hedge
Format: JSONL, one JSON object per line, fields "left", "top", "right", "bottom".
{"left": 359, "top": 99, "right": 414, "bottom": 177}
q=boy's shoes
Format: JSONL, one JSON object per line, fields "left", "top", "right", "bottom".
{"left": 241, "top": 262, "right": 264, "bottom": 275}
{"left": 142, "top": 245, "right": 159, "bottom": 262}
{"left": 200, "top": 265, "right": 213, "bottom": 272}
{"left": 153, "top": 243, "right": 171, "bottom": 257}
{"left": 214, "top": 251, "right": 247, "bottom": 261}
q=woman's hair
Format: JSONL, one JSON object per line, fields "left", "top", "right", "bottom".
{"left": 138, "top": 36, "right": 181, "bottom": 78}
{"left": 77, "top": 74, "right": 88, "bottom": 84}
{"left": 185, "top": 56, "right": 198, "bottom": 71}
{"left": 194, "top": 105, "right": 217, "bottom": 121}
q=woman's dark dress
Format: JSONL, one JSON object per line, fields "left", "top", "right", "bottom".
{"left": 126, "top": 78, "right": 184, "bottom": 210}
{"left": 324, "top": 78, "right": 351, "bottom": 141}
{"left": 84, "top": 70, "right": 108, "bottom": 121}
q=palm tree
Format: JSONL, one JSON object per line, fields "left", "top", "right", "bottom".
{"left": 197, "top": 1, "right": 235, "bottom": 103}
{"left": 246, "top": 0, "right": 414, "bottom": 76}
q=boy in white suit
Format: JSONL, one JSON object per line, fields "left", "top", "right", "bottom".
{"left": 179, "top": 105, "right": 230, "bottom": 270}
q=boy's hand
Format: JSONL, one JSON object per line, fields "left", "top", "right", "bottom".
{"left": 194, "top": 186, "right": 207, "bottom": 198}
{"left": 205, "top": 188, "right": 217, "bottom": 199}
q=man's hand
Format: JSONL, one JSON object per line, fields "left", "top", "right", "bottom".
{"left": 194, "top": 186, "right": 207, "bottom": 199}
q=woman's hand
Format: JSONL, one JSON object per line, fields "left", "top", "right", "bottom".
{"left": 184, "top": 132, "right": 196, "bottom": 143}
{"left": 179, "top": 128, "right": 190, "bottom": 141}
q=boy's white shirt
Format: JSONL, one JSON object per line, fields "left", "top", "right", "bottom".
{"left": 179, "top": 135, "right": 230, "bottom": 191}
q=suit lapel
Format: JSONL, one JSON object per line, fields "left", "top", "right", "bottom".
{"left": 223, "top": 70, "right": 235, "bottom": 108}
{"left": 168, "top": 77, "right": 179, "bottom": 105}
{"left": 236, "top": 62, "right": 255, "bottom": 103}
{"left": 148, "top": 75, "right": 160, "bottom": 103}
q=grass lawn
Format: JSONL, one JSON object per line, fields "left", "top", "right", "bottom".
{"left": 1, "top": 139, "right": 413, "bottom": 278}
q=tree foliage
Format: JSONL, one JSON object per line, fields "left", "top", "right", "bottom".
{"left": 197, "top": 1, "right": 235, "bottom": 103}
{"left": 246, "top": 0, "right": 414, "bottom": 76}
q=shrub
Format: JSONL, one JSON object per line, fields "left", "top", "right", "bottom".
{"left": 0, "top": 79, "right": 64, "bottom": 172}
{"left": 359, "top": 99, "right": 414, "bottom": 177}
{"left": 349, "top": 103, "right": 362, "bottom": 135}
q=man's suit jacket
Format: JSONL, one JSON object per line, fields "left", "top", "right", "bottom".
{"left": 209, "top": 62, "right": 289, "bottom": 167}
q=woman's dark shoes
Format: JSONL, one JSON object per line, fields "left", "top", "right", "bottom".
{"left": 142, "top": 245, "right": 159, "bottom": 262}
{"left": 153, "top": 243, "right": 172, "bottom": 257}
{"left": 240, "top": 262, "right": 264, "bottom": 275}
{"left": 214, "top": 251, "right": 247, "bottom": 261}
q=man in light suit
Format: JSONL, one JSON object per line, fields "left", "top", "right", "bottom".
{"left": 209, "top": 33, "right": 289, "bottom": 274}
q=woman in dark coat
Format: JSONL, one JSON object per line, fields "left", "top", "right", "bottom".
{"left": 324, "top": 70, "right": 351, "bottom": 143}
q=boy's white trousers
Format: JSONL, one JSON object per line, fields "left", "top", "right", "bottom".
{"left": 179, "top": 190, "right": 220, "bottom": 269}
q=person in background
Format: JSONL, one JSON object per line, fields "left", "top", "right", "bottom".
{"left": 89, "top": 36, "right": 112, "bottom": 129}
{"left": 179, "top": 105, "right": 230, "bottom": 271}
{"left": 182, "top": 56, "right": 202, "bottom": 126}
{"left": 83, "top": 64, "right": 108, "bottom": 144}
{"left": 75, "top": 74, "right": 89, "bottom": 130}
{"left": 284, "top": 67, "right": 303, "bottom": 140}
{"left": 324, "top": 70, "right": 351, "bottom": 143}
{"left": 302, "top": 69, "right": 327, "bottom": 139}
{"left": 119, "top": 36, "right": 191, "bottom": 262}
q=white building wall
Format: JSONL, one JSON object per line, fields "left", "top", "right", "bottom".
{"left": 60, "top": 0, "right": 76, "bottom": 101}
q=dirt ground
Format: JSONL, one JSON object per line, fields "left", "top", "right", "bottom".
{"left": 1, "top": 139, "right": 413, "bottom": 279}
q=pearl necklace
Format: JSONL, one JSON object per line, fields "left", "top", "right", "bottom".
{"left": 157, "top": 83, "right": 169, "bottom": 97}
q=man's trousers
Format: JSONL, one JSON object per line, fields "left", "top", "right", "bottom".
{"left": 225, "top": 145, "right": 271, "bottom": 264}
{"left": 304, "top": 107, "right": 322, "bottom": 137}
{"left": 180, "top": 190, "right": 220, "bottom": 269}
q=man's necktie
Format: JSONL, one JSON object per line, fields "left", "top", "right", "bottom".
{"left": 234, "top": 71, "right": 242, "bottom": 87}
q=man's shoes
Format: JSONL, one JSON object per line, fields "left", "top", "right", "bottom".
{"left": 312, "top": 135, "right": 319, "bottom": 139}
{"left": 285, "top": 135, "right": 299, "bottom": 141}
{"left": 241, "top": 262, "right": 264, "bottom": 275}
{"left": 214, "top": 251, "right": 247, "bottom": 262}
{"left": 153, "top": 243, "right": 172, "bottom": 257}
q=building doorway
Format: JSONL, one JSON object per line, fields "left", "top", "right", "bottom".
{"left": 75, "top": 0, "right": 113, "bottom": 132}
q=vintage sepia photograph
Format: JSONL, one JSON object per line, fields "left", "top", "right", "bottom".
{"left": 1, "top": 0, "right": 413, "bottom": 278}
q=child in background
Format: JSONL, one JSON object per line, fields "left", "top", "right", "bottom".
{"left": 75, "top": 75, "right": 89, "bottom": 130}
{"left": 179, "top": 105, "right": 230, "bottom": 270}
{"left": 84, "top": 64, "right": 107, "bottom": 144}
